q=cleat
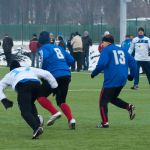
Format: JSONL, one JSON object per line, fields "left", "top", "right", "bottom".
{"left": 47, "top": 111, "right": 61, "bottom": 126}
{"left": 128, "top": 104, "right": 135, "bottom": 120}
{"left": 96, "top": 122, "right": 109, "bottom": 128}
{"left": 32, "top": 127, "right": 43, "bottom": 139}
{"left": 131, "top": 85, "right": 138, "bottom": 90}
{"left": 68, "top": 118, "right": 76, "bottom": 129}
{"left": 38, "top": 115, "right": 44, "bottom": 127}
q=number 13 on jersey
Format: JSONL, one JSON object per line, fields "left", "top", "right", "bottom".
{"left": 113, "top": 50, "right": 126, "bottom": 65}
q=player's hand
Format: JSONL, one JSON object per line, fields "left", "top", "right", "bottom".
{"left": 1, "top": 98, "right": 13, "bottom": 109}
{"left": 128, "top": 75, "right": 134, "bottom": 81}
{"left": 52, "top": 88, "right": 58, "bottom": 97}
{"left": 91, "top": 74, "right": 95, "bottom": 79}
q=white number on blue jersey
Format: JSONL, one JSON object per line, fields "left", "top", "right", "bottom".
{"left": 113, "top": 50, "right": 125, "bottom": 65}
{"left": 54, "top": 48, "right": 64, "bottom": 59}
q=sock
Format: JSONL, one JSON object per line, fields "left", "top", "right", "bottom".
{"left": 60, "top": 103, "right": 73, "bottom": 121}
{"left": 37, "top": 97, "right": 58, "bottom": 115}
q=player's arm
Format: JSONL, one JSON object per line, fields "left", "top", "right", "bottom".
{"left": 127, "top": 53, "right": 137, "bottom": 80}
{"left": 64, "top": 50, "right": 75, "bottom": 66}
{"left": 91, "top": 49, "right": 109, "bottom": 78}
{"left": 0, "top": 74, "right": 13, "bottom": 109}
{"left": 128, "top": 40, "right": 135, "bottom": 55}
{"left": 38, "top": 47, "right": 50, "bottom": 69}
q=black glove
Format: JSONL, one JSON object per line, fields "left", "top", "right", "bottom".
{"left": 128, "top": 75, "right": 134, "bottom": 81}
{"left": 91, "top": 74, "right": 95, "bottom": 79}
{"left": 52, "top": 88, "right": 58, "bottom": 97}
{"left": 1, "top": 98, "right": 13, "bottom": 109}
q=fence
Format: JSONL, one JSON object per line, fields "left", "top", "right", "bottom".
{"left": 0, "top": 19, "right": 150, "bottom": 43}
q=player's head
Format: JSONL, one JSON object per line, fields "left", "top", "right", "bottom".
{"left": 102, "top": 34, "right": 114, "bottom": 43}
{"left": 39, "top": 31, "right": 50, "bottom": 45}
{"left": 10, "top": 60, "right": 21, "bottom": 71}
{"left": 102, "top": 34, "right": 114, "bottom": 47}
{"left": 32, "top": 33, "right": 37, "bottom": 37}
{"left": 138, "top": 27, "right": 144, "bottom": 35}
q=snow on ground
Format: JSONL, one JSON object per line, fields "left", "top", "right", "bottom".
{"left": 0, "top": 41, "right": 100, "bottom": 71}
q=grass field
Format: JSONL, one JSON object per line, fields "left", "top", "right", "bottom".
{"left": 0, "top": 66, "right": 150, "bottom": 150}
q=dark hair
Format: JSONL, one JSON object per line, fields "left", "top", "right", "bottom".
{"left": 58, "top": 36, "right": 63, "bottom": 41}
{"left": 75, "top": 31, "right": 79, "bottom": 35}
{"left": 126, "top": 35, "right": 130, "bottom": 38}
{"left": 10, "top": 60, "right": 21, "bottom": 71}
{"left": 102, "top": 34, "right": 114, "bottom": 44}
{"left": 33, "top": 33, "right": 37, "bottom": 37}
{"left": 138, "top": 27, "right": 144, "bottom": 32}
{"left": 39, "top": 31, "right": 50, "bottom": 45}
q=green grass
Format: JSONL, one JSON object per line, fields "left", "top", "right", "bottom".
{"left": 0, "top": 67, "right": 150, "bottom": 150}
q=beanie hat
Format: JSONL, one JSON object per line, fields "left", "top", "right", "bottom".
{"left": 33, "top": 33, "right": 37, "bottom": 37}
{"left": 10, "top": 60, "right": 21, "bottom": 71}
{"left": 102, "top": 34, "right": 114, "bottom": 44}
{"left": 83, "top": 31, "right": 89, "bottom": 37}
{"left": 39, "top": 31, "right": 50, "bottom": 45}
{"left": 138, "top": 27, "right": 144, "bottom": 32}
{"left": 104, "top": 31, "right": 110, "bottom": 36}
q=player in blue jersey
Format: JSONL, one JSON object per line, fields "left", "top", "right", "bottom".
{"left": 91, "top": 34, "right": 137, "bottom": 128}
{"left": 38, "top": 31, "right": 76, "bottom": 129}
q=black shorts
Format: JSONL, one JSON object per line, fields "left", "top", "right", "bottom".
{"left": 100, "top": 86, "right": 123, "bottom": 105}
{"left": 15, "top": 81, "right": 41, "bottom": 103}
{"left": 39, "top": 76, "right": 71, "bottom": 106}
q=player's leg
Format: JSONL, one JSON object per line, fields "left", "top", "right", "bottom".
{"left": 110, "top": 86, "right": 135, "bottom": 120}
{"left": 56, "top": 76, "right": 76, "bottom": 129}
{"left": 131, "top": 61, "right": 140, "bottom": 89}
{"left": 31, "top": 85, "right": 44, "bottom": 127}
{"left": 141, "top": 61, "right": 150, "bottom": 85}
{"left": 97, "top": 88, "right": 110, "bottom": 128}
{"left": 37, "top": 79, "right": 61, "bottom": 126}
{"left": 37, "top": 79, "right": 60, "bottom": 115}
{"left": 16, "top": 82, "right": 42, "bottom": 138}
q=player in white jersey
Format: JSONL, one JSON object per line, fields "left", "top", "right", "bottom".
{"left": 128, "top": 27, "right": 150, "bottom": 89}
{"left": 0, "top": 60, "right": 58, "bottom": 139}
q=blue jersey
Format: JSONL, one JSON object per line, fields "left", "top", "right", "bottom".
{"left": 121, "top": 38, "right": 132, "bottom": 51}
{"left": 39, "top": 44, "right": 74, "bottom": 78}
{"left": 92, "top": 44, "right": 137, "bottom": 88}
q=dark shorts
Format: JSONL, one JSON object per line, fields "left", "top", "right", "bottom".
{"left": 15, "top": 81, "right": 41, "bottom": 102}
{"left": 39, "top": 76, "right": 71, "bottom": 106}
{"left": 100, "top": 86, "right": 123, "bottom": 105}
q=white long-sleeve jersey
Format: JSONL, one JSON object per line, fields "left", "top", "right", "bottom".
{"left": 0, "top": 67, "right": 58, "bottom": 100}
{"left": 128, "top": 36, "right": 150, "bottom": 61}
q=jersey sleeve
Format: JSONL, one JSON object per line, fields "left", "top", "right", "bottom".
{"left": 64, "top": 50, "right": 75, "bottom": 66}
{"left": 127, "top": 53, "right": 137, "bottom": 78}
{"left": 92, "top": 48, "right": 109, "bottom": 76}
{"left": 128, "top": 39, "right": 135, "bottom": 54}
{"left": 39, "top": 47, "right": 51, "bottom": 69}
{"left": 0, "top": 73, "right": 12, "bottom": 100}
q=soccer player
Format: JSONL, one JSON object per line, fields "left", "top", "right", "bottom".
{"left": 91, "top": 34, "right": 137, "bottom": 128}
{"left": 128, "top": 27, "right": 150, "bottom": 89}
{"left": 38, "top": 31, "right": 76, "bottom": 129}
{"left": 0, "top": 60, "right": 58, "bottom": 139}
